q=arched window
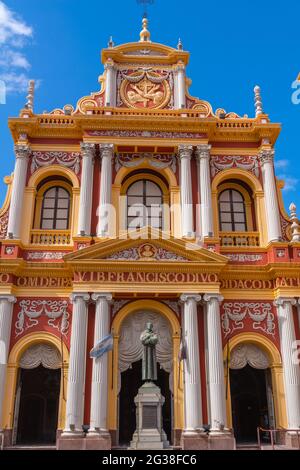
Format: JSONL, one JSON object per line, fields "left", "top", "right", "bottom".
{"left": 40, "top": 186, "right": 70, "bottom": 230}
{"left": 219, "top": 189, "right": 247, "bottom": 232}
{"left": 127, "top": 180, "right": 163, "bottom": 229}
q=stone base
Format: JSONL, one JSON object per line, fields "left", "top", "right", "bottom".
{"left": 56, "top": 436, "right": 86, "bottom": 450}
{"left": 86, "top": 433, "right": 111, "bottom": 450}
{"left": 285, "top": 432, "right": 300, "bottom": 449}
{"left": 1, "top": 429, "right": 12, "bottom": 448}
{"left": 181, "top": 431, "right": 208, "bottom": 450}
{"left": 208, "top": 432, "right": 236, "bottom": 450}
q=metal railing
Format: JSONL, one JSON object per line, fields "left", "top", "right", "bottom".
{"left": 257, "top": 427, "right": 300, "bottom": 450}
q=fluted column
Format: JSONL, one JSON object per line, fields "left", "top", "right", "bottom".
{"left": 78, "top": 143, "right": 95, "bottom": 236}
{"left": 7, "top": 145, "right": 30, "bottom": 239}
{"left": 203, "top": 294, "right": 228, "bottom": 433}
{"left": 179, "top": 145, "right": 194, "bottom": 238}
{"left": 174, "top": 62, "right": 186, "bottom": 109}
{"left": 0, "top": 295, "right": 16, "bottom": 430}
{"left": 259, "top": 149, "right": 282, "bottom": 242}
{"left": 88, "top": 293, "right": 112, "bottom": 435}
{"left": 180, "top": 294, "right": 203, "bottom": 433}
{"left": 97, "top": 144, "right": 114, "bottom": 238}
{"left": 63, "top": 293, "right": 89, "bottom": 435}
{"left": 104, "top": 60, "right": 116, "bottom": 107}
{"left": 275, "top": 298, "right": 300, "bottom": 429}
{"left": 196, "top": 144, "right": 213, "bottom": 238}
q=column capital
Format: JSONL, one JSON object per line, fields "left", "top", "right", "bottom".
{"left": 70, "top": 292, "right": 90, "bottom": 304}
{"left": 104, "top": 59, "right": 115, "bottom": 71}
{"left": 259, "top": 148, "right": 275, "bottom": 165}
{"left": 180, "top": 293, "right": 201, "bottom": 304}
{"left": 203, "top": 294, "right": 224, "bottom": 304}
{"left": 178, "top": 144, "right": 193, "bottom": 160}
{"left": 0, "top": 295, "right": 16, "bottom": 304}
{"left": 174, "top": 62, "right": 185, "bottom": 73}
{"left": 80, "top": 142, "right": 96, "bottom": 158}
{"left": 91, "top": 293, "right": 113, "bottom": 303}
{"left": 100, "top": 143, "right": 114, "bottom": 159}
{"left": 195, "top": 144, "right": 211, "bottom": 161}
{"left": 14, "top": 144, "right": 30, "bottom": 159}
{"left": 274, "top": 297, "right": 297, "bottom": 307}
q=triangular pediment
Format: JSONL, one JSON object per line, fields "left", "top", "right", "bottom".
{"left": 64, "top": 228, "right": 228, "bottom": 268}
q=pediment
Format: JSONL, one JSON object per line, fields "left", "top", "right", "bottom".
{"left": 64, "top": 228, "right": 228, "bottom": 267}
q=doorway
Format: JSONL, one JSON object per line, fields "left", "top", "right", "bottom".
{"left": 16, "top": 365, "right": 61, "bottom": 445}
{"left": 230, "top": 364, "right": 272, "bottom": 443}
{"left": 118, "top": 359, "right": 172, "bottom": 446}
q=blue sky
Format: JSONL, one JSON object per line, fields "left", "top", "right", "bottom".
{"left": 0, "top": 0, "right": 299, "bottom": 214}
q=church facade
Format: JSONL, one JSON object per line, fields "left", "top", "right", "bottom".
{"left": 0, "top": 18, "right": 300, "bottom": 450}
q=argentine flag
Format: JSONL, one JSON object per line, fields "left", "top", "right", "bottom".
{"left": 90, "top": 334, "right": 113, "bottom": 359}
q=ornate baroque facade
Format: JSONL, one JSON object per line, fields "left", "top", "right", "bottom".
{"left": 0, "top": 18, "right": 300, "bottom": 450}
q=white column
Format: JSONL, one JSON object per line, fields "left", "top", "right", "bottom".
{"left": 97, "top": 144, "right": 114, "bottom": 238}
{"left": 104, "top": 61, "right": 116, "bottom": 107}
{"left": 275, "top": 298, "right": 300, "bottom": 429}
{"left": 78, "top": 143, "right": 95, "bottom": 236}
{"left": 88, "top": 293, "right": 112, "bottom": 435}
{"left": 175, "top": 62, "right": 186, "bottom": 109}
{"left": 179, "top": 145, "right": 194, "bottom": 238}
{"left": 0, "top": 296, "right": 16, "bottom": 430}
{"left": 259, "top": 149, "right": 282, "bottom": 242}
{"left": 196, "top": 144, "right": 213, "bottom": 239}
{"left": 63, "top": 293, "right": 89, "bottom": 435}
{"left": 203, "top": 294, "right": 228, "bottom": 433}
{"left": 180, "top": 293, "right": 203, "bottom": 433}
{"left": 7, "top": 145, "right": 30, "bottom": 239}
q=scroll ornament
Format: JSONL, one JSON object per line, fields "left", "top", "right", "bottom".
{"left": 31, "top": 152, "right": 81, "bottom": 174}
{"left": 221, "top": 302, "right": 275, "bottom": 338}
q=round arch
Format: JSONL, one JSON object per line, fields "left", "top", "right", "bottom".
{"left": 222, "top": 333, "right": 287, "bottom": 430}
{"left": 114, "top": 163, "right": 178, "bottom": 187}
{"left": 212, "top": 168, "right": 263, "bottom": 194}
{"left": 27, "top": 164, "right": 80, "bottom": 190}
{"left": 108, "top": 299, "right": 183, "bottom": 434}
{"left": 2, "top": 333, "right": 69, "bottom": 433}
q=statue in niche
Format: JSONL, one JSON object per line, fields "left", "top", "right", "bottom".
{"left": 140, "top": 322, "right": 158, "bottom": 382}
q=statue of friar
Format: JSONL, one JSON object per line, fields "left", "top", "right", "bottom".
{"left": 140, "top": 322, "right": 158, "bottom": 382}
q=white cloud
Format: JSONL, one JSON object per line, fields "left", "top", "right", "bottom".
{"left": 277, "top": 174, "right": 299, "bottom": 192}
{"left": 275, "top": 159, "right": 289, "bottom": 169}
{"left": 0, "top": 2, "right": 34, "bottom": 94}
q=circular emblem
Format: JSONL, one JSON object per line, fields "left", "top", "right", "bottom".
{"left": 138, "top": 243, "right": 157, "bottom": 260}
{"left": 120, "top": 70, "right": 171, "bottom": 109}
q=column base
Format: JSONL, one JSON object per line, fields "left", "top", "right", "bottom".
{"left": 86, "top": 431, "right": 112, "bottom": 450}
{"left": 208, "top": 431, "right": 236, "bottom": 450}
{"left": 180, "top": 430, "right": 208, "bottom": 450}
{"left": 285, "top": 431, "right": 300, "bottom": 449}
{"left": 57, "top": 430, "right": 85, "bottom": 450}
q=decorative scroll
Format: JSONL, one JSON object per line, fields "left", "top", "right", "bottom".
{"left": 107, "top": 244, "right": 188, "bottom": 262}
{"left": 15, "top": 300, "right": 69, "bottom": 338}
{"left": 115, "top": 152, "right": 176, "bottom": 173}
{"left": 0, "top": 210, "right": 8, "bottom": 239}
{"left": 19, "top": 343, "right": 61, "bottom": 370}
{"left": 87, "top": 129, "right": 205, "bottom": 139}
{"left": 112, "top": 300, "right": 130, "bottom": 317}
{"left": 230, "top": 344, "right": 269, "bottom": 370}
{"left": 280, "top": 215, "right": 291, "bottom": 241}
{"left": 226, "top": 254, "right": 263, "bottom": 263}
{"left": 221, "top": 302, "right": 275, "bottom": 338}
{"left": 210, "top": 155, "right": 260, "bottom": 178}
{"left": 118, "top": 311, "right": 173, "bottom": 394}
{"left": 30, "top": 152, "right": 81, "bottom": 174}
{"left": 25, "top": 252, "right": 66, "bottom": 261}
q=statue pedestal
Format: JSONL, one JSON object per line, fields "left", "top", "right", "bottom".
{"left": 129, "top": 382, "right": 169, "bottom": 450}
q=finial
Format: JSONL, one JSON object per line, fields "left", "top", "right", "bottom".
{"left": 177, "top": 38, "right": 183, "bottom": 51}
{"left": 289, "top": 203, "right": 300, "bottom": 242}
{"left": 108, "top": 36, "right": 114, "bottom": 48}
{"left": 139, "top": 15, "right": 151, "bottom": 42}
{"left": 254, "top": 85, "right": 263, "bottom": 117}
{"left": 25, "top": 80, "right": 35, "bottom": 111}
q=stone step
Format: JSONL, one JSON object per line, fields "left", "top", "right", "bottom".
{"left": 4, "top": 445, "right": 56, "bottom": 451}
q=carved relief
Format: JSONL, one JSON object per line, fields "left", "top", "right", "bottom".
{"left": 119, "top": 70, "right": 171, "bottom": 109}
{"left": 30, "top": 151, "right": 81, "bottom": 175}
{"left": 106, "top": 244, "right": 188, "bottom": 262}
{"left": 0, "top": 210, "right": 8, "bottom": 239}
{"left": 115, "top": 152, "right": 176, "bottom": 173}
{"left": 221, "top": 302, "right": 276, "bottom": 338}
{"left": 210, "top": 155, "right": 260, "bottom": 178}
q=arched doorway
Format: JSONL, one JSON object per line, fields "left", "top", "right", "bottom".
{"left": 229, "top": 344, "right": 275, "bottom": 443}
{"left": 14, "top": 344, "right": 62, "bottom": 445}
{"left": 117, "top": 311, "right": 173, "bottom": 446}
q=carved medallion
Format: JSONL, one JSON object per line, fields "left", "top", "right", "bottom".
{"left": 120, "top": 70, "right": 171, "bottom": 109}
